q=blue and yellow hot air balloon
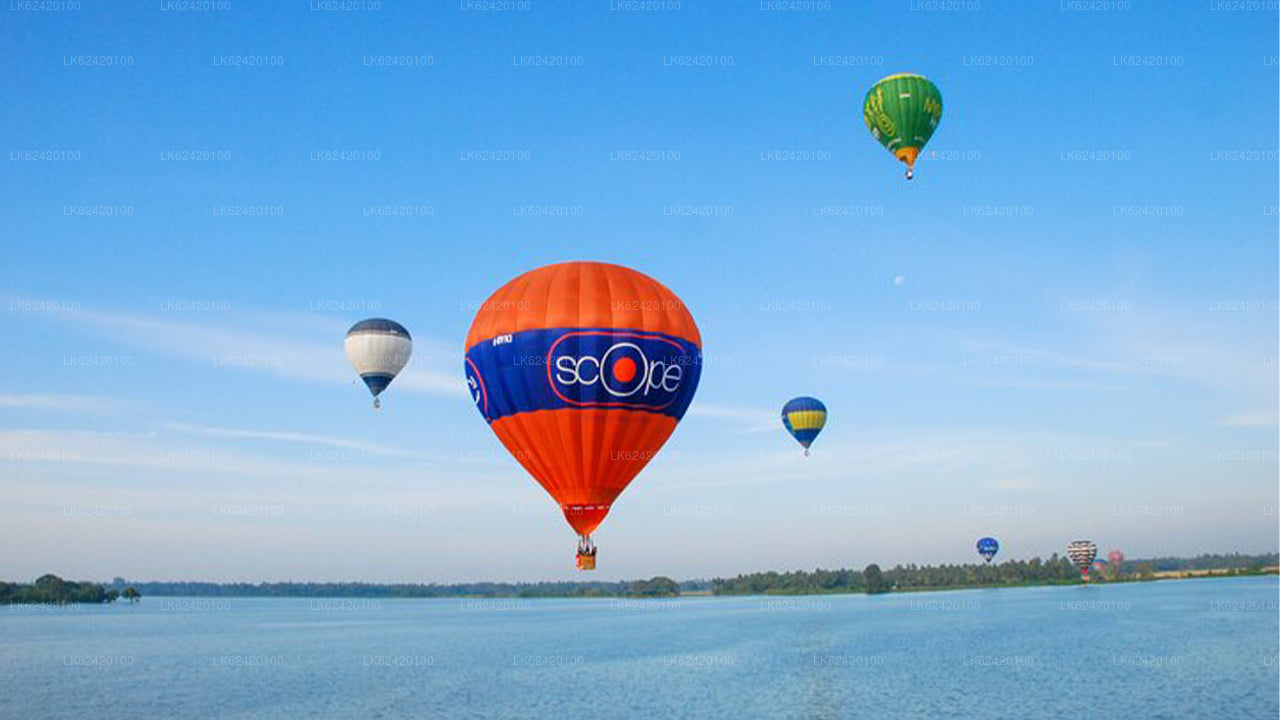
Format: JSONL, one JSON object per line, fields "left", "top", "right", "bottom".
{"left": 781, "top": 397, "right": 826, "bottom": 456}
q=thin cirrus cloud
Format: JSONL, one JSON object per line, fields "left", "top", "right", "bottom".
{"left": 164, "top": 422, "right": 428, "bottom": 460}
{"left": 0, "top": 426, "right": 524, "bottom": 551}
{"left": 0, "top": 393, "right": 133, "bottom": 412}
{"left": 25, "top": 303, "right": 467, "bottom": 398}
{"left": 0, "top": 427, "right": 368, "bottom": 479}
{"left": 0, "top": 426, "right": 503, "bottom": 499}
{"left": 964, "top": 333, "right": 1275, "bottom": 392}
{"left": 1216, "top": 410, "right": 1279, "bottom": 428}
{"left": 685, "top": 403, "right": 778, "bottom": 434}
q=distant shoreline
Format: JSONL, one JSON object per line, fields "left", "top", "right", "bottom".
{"left": 5, "top": 571, "right": 1274, "bottom": 607}
{"left": 9, "top": 555, "right": 1273, "bottom": 603}
{"left": 710, "top": 567, "right": 1279, "bottom": 599}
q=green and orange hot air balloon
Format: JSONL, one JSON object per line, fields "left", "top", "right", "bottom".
{"left": 863, "top": 73, "right": 943, "bottom": 180}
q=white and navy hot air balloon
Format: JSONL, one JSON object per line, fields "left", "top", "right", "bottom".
{"left": 344, "top": 318, "right": 412, "bottom": 409}
{"left": 1067, "top": 540, "right": 1098, "bottom": 580}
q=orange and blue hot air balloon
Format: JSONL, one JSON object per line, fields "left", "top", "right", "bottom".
{"left": 781, "top": 397, "right": 826, "bottom": 456}
{"left": 464, "top": 262, "right": 702, "bottom": 570}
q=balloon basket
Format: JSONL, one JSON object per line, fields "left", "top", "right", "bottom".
{"left": 576, "top": 535, "right": 597, "bottom": 570}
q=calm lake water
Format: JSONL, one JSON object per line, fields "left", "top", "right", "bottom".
{"left": 2, "top": 576, "right": 1276, "bottom": 719}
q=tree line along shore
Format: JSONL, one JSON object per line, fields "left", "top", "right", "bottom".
{"left": 5, "top": 553, "right": 1273, "bottom": 605}
{"left": 1, "top": 575, "right": 140, "bottom": 605}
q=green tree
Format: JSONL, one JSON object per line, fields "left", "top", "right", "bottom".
{"left": 863, "top": 564, "right": 888, "bottom": 595}
{"left": 34, "top": 574, "right": 68, "bottom": 602}
{"left": 628, "top": 577, "right": 678, "bottom": 597}
{"left": 34, "top": 574, "right": 64, "bottom": 590}
{"left": 122, "top": 587, "right": 141, "bottom": 603}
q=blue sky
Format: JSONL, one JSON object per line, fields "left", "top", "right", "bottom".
{"left": 2, "top": 2, "right": 1276, "bottom": 583}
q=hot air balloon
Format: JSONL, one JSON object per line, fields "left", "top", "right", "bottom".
{"left": 463, "top": 262, "right": 701, "bottom": 570}
{"left": 345, "top": 318, "right": 412, "bottom": 409}
{"left": 781, "top": 397, "right": 826, "bottom": 456}
{"left": 863, "top": 73, "right": 943, "bottom": 180}
{"left": 1107, "top": 549, "right": 1125, "bottom": 578}
{"left": 976, "top": 537, "right": 999, "bottom": 564}
{"left": 1067, "top": 540, "right": 1098, "bottom": 580}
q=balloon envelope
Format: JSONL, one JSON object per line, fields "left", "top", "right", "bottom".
{"left": 976, "top": 537, "right": 999, "bottom": 563}
{"left": 464, "top": 262, "right": 702, "bottom": 537}
{"left": 1067, "top": 540, "right": 1098, "bottom": 576}
{"left": 863, "top": 73, "right": 943, "bottom": 178}
{"left": 345, "top": 318, "right": 412, "bottom": 400}
{"left": 781, "top": 397, "right": 826, "bottom": 451}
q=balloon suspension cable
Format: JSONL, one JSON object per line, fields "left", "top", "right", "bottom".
{"left": 577, "top": 534, "right": 596, "bottom": 555}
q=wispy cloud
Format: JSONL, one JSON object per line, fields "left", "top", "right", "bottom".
{"left": 980, "top": 476, "right": 1041, "bottom": 491}
{"left": 19, "top": 303, "right": 467, "bottom": 398}
{"left": 686, "top": 403, "right": 777, "bottom": 433}
{"left": 164, "top": 422, "right": 419, "bottom": 458}
{"left": 0, "top": 427, "right": 504, "bottom": 498}
{"left": 966, "top": 327, "right": 1277, "bottom": 393}
{"left": 0, "top": 394, "right": 133, "bottom": 412}
{"left": 1216, "top": 410, "right": 1279, "bottom": 428}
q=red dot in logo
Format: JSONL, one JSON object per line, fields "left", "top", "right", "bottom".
{"left": 611, "top": 356, "right": 637, "bottom": 383}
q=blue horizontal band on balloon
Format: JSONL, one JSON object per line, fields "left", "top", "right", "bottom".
{"left": 360, "top": 373, "right": 395, "bottom": 396}
{"left": 464, "top": 327, "right": 701, "bottom": 424}
{"left": 787, "top": 428, "right": 821, "bottom": 444}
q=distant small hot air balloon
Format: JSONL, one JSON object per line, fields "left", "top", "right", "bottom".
{"left": 976, "top": 537, "right": 999, "bottom": 564}
{"left": 863, "top": 73, "right": 943, "bottom": 180}
{"left": 781, "top": 397, "right": 826, "bottom": 456}
{"left": 464, "top": 262, "right": 702, "bottom": 570}
{"left": 345, "top": 318, "right": 412, "bottom": 409}
{"left": 1107, "top": 549, "right": 1125, "bottom": 577}
{"left": 1067, "top": 540, "right": 1098, "bottom": 580}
